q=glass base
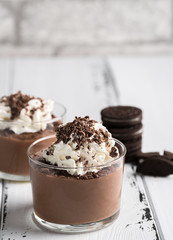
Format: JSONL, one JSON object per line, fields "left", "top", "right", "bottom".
{"left": 33, "top": 210, "right": 120, "bottom": 233}
{"left": 0, "top": 171, "right": 30, "bottom": 181}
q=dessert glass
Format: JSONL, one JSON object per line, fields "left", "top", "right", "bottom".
{"left": 28, "top": 135, "right": 126, "bottom": 233}
{"left": 0, "top": 103, "right": 66, "bottom": 181}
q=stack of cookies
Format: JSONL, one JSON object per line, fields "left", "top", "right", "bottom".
{"left": 101, "top": 106, "right": 143, "bottom": 162}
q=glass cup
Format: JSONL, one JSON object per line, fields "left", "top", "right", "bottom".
{"left": 0, "top": 103, "right": 66, "bottom": 181}
{"left": 28, "top": 135, "right": 126, "bottom": 233}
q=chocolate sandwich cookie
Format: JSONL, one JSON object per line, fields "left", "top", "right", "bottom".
{"left": 125, "top": 156, "right": 137, "bottom": 163}
{"left": 125, "top": 148, "right": 142, "bottom": 161}
{"left": 136, "top": 155, "right": 173, "bottom": 177}
{"left": 101, "top": 105, "right": 143, "bottom": 163}
{"left": 116, "top": 135, "right": 142, "bottom": 163}
{"left": 135, "top": 152, "right": 172, "bottom": 164}
{"left": 122, "top": 136, "right": 142, "bottom": 149}
{"left": 164, "top": 150, "right": 173, "bottom": 161}
{"left": 106, "top": 124, "right": 143, "bottom": 141}
{"left": 136, "top": 152, "right": 160, "bottom": 159}
{"left": 126, "top": 148, "right": 142, "bottom": 158}
{"left": 125, "top": 143, "right": 142, "bottom": 163}
{"left": 101, "top": 106, "right": 142, "bottom": 127}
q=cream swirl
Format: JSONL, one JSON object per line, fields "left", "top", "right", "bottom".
{"left": 43, "top": 117, "right": 119, "bottom": 176}
{"left": 0, "top": 92, "right": 54, "bottom": 134}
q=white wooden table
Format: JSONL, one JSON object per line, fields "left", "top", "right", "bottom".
{"left": 0, "top": 57, "right": 173, "bottom": 240}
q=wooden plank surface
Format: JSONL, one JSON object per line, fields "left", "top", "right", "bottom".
{"left": 0, "top": 59, "right": 12, "bottom": 238}
{"left": 12, "top": 58, "right": 117, "bottom": 121}
{"left": 0, "top": 59, "right": 12, "bottom": 96}
{"left": 1, "top": 58, "right": 160, "bottom": 239}
{"left": 108, "top": 56, "right": 173, "bottom": 152}
{"left": 109, "top": 56, "right": 173, "bottom": 240}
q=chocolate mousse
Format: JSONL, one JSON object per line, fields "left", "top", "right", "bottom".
{"left": 0, "top": 91, "right": 65, "bottom": 180}
{"left": 28, "top": 116, "right": 126, "bottom": 232}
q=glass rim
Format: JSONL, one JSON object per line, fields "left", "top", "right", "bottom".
{"left": 27, "top": 135, "right": 126, "bottom": 170}
{"left": 0, "top": 101, "right": 66, "bottom": 124}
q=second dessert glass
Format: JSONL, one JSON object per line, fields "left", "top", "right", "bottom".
{"left": 28, "top": 135, "right": 126, "bottom": 233}
{"left": 0, "top": 103, "right": 66, "bottom": 181}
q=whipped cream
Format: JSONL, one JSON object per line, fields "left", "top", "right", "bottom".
{"left": 0, "top": 93, "right": 54, "bottom": 134}
{"left": 43, "top": 117, "right": 119, "bottom": 176}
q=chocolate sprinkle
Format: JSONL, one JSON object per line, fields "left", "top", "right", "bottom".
{"left": 55, "top": 116, "right": 110, "bottom": 150}
{"left": 0, "top": 91, "right": 43, "bottom": 120}
{"left": 46, "top": 145, "right": 55, "bottom": 156}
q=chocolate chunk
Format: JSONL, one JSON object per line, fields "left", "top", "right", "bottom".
{"left": 136, "top": 156, "right": 173, "bottom": 177}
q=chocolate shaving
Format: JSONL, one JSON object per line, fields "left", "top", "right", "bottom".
{"left": 30, "top": 108, "right": 37, "bottom": 117}
{"left": 46, "top": 145, "right": 55, "bottom": 155}
{"left": 78, "top": 157, "right": 85, "bottom": 162}
{"left": 55, "top": 116, "right": 110, "bottom": 149}
{"left": 0, "top": 91, "right": 43, "bottom": 120}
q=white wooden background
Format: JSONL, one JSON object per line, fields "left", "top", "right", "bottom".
{"left": 0, "top": 57, "right": 173, "bottom": 240}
